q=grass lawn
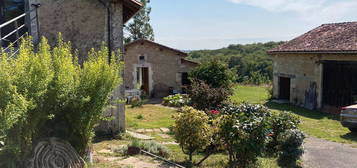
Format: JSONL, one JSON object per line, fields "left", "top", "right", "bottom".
{"left": 126, "top": 104, "right": 177, "bottom": 129}
{"left": 233, "top": 85, "right": 357, "bottom": 144}
{"left": 230, "top": 85, "right": 270, "bottom": 104}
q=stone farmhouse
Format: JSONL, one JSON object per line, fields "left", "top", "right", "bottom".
{"left": 269, "top": 22, "right": 357, "bottom": 113}
{"left": 1, "top": 0, "right": 143, "bottom": 132}
{"left": 124, "top": 39, "right": 198, "bottom": 98}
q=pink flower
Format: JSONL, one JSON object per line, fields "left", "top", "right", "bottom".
{"left": 210, "top": 110, "right": 220, "bottom": 115}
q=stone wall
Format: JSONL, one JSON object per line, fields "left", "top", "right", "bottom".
{"left": 37, "top": 0, "right": 106, "bottom": 60}
{"left": 272, "top": 53, "right": 357, "bottom": 110}
{"left": 124, "top": 41, "right": 196, "bottom": 97}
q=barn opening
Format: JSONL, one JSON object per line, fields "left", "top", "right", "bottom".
{"left": 279, "top": 77, "right": 291, "bottom": 100}
{"left": 323, "top": 61, "right": 357, "bottom": 107}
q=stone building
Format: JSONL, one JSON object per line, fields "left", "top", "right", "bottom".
{"left": 269, "top": 22, "right": 357, "bottom": 113}
{"left": 1, "top": 0, "right": 142, "bottom": 132}
{"left": 124, "top": 39, "right": 198, "bottom": 98}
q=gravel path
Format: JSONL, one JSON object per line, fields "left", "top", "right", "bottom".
{"left": 303, "top": 137, "right": 357, "bottom": 168}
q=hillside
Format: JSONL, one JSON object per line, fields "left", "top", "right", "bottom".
{"left": 187, "top": 41, "right": 284, "bottom": 84}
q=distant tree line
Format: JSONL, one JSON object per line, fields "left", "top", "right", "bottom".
{"left": 188, "top": 41, "right": 284, "bottom": 85}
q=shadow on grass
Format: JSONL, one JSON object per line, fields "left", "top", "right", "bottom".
{"left": 340, "top": 132, "right": 357, "bottom": 142}
{"left": 265, "top": 102, "right": 339, "bottom": 121}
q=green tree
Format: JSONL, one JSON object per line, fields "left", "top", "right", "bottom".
{"left": 124, "top": 0, "right": 154, "bottom": 43}
{"left": 189, "top": 60, "right": 235, "bottom": 88}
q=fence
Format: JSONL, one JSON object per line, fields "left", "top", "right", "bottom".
{"left": 0, "top": 4, "right": 40, "bottom": 58}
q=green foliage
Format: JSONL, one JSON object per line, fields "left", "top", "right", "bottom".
{"left": 136, "top": 114, "right": 144, "bottom": 120}
{"left": 173, "top": 106, "right": 212, "bottom": 162}
{"left": 189, "top": 80, "right": 231, "bottom": 111}
{"left": 128, "top": 140, "right": 171, "bottom": 158}
{"left": 162, "top": 94, "right": 190, "bottom": 107}
{"left": 188, "top": 42, "right": 284, "bottom": 85}
{"left": 189, "top": 60, "right": 235, "bottom": 88}
{"left": 124, "top": 0, "right": 154, "bottom": 43}
{"left": 277, "top": 129, "right": 305, "bottom": 168}
{"left": 218, "top": 104, "right": 271, "bottom": 168}
{"left": 0, "top": 35, "right": 122, "bottom": 163}
{"left": 130, "top": 97, "right": 145, "bottom": 108}
{"left": 267, "top": 112, "right": 300, "bottom": 154}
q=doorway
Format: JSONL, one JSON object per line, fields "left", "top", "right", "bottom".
{"left": 279, "top": 77, "right": 291, "bottom": 100}
{"left": 323, "top": 61, "right": 357, "bottom": 107}
{"left": 136, "top": 67, "right": 149, "bottom": 95}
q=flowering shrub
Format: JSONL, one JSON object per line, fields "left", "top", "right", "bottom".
{"left": 267, "top": 111, "right": 300, "bottom": 154}
{"left": 173, "top": 106, "right": 212, "bottom": 162}
{"left": 218, "top": 103, "right": 271, "bottom": 168}
{"left": 162, "top": 94, "right": 190, "bottom": 107}
{"left": 277, "top": 129, "right": 305, "bottom": 168}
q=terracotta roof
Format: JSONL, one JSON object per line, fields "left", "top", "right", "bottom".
{"left": 123, "top": 0, "right": 142, "bottom": 23}
{"left": 268, "top": 22, "right": 357, "bottom": 54}
{"left": 125, "top": 39, "right": 188, "bottom": 56}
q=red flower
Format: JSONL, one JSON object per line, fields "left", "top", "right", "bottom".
{"left": 210, "top": 110, "right": 220, "bottom": 115}
{"left": 267, "top": 133, "right": 274, "bottom": 137}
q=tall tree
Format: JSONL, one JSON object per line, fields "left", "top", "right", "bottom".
{"left": 124, "top": 0, "right": 154, "bottom": 43}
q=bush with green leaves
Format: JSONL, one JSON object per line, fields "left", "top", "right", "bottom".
{"left": 189, "top": 60, "right": 235, "bottom": 89}
{"left": 267, "top": 111, "right": 300, "bottom": 154}
{"left": 0, "top": 36, "right": 122, "bottom": 164}
{"left": 130, "top": 97, "right": 145, "bottom": 108}
{"left": 218, "top": 103, "right": 271, "bottom": 168}
{"left": 162, "top": 94, "right": 190, "bottom": 107}
{"left": 277, "top": 129, "right": 305, "bottom": 168}
{"left": 173, "top": 106, "right": 212, "bottom": 163}
{"left": 125, "top": 139, "right": 171, "bottom": 158}
{"left": 188, "top": 80, "right": 231, "bottom": 111}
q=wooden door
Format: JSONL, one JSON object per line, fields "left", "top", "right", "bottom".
{"left": 279, "top": 77, "right": 291, "bottom": 100}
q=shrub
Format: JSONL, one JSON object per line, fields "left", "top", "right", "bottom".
{"left": 267, "top": 112, "right": 300, "bottom": 154}
{"left": 0, "top": 35, "right": 122, "bottom": 164}
{"left": 162, "top": 94, "right": 190, "bottom": 107}
{"left": 126, "top": 139, "right": 171, "bottom": 158}
{"left": 130, "top": 97, "right": 145, "bottom": 108}
{"left": 189, "top": 60, "right": 235, "bottom": 89}
{"left": 189, "top": 80, "right": 232, "bottom": 111}
{"left": 277, "top": 129, "right": 305, "bottom": 168}
{"left": 218, "top": 103, "right": 271, "bottom": 168}
{"left": 173, "top": 106, "right": 212, "bottom": 162}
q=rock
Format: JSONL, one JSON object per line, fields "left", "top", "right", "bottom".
{"left": 29, "top": 137, "right": 85, "bottom": 168}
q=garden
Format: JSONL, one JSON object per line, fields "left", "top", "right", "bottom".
{"left": 92, "top": 61, "right": 307, "bottom": 168}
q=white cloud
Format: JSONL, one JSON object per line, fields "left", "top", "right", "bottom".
{"left": 229, "top": 0, "right": 357, "bottom": 23}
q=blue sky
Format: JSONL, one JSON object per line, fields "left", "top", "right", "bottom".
{"left": 148, "top": 0, "right": 357, "bottom": 50}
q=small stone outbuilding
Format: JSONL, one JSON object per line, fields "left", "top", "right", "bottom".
{"left": 124, "top": 39, "right": 198, "bottom": 98}
{"left": 269, "top": 22, "right": 357, "bottom": 113}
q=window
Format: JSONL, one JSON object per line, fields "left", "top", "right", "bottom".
{"left": 139, "top": 55, "right": 145, "bottom": 64}
{"left": 181, "top": 73, "right": 190, "bottom": 85}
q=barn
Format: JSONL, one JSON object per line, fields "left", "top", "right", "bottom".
{"left": 269, "top": 22, "right": 357, "bottom": 113}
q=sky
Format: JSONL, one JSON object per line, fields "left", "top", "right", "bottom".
{"left": 148, "top": 0, "right": 357, "bottom": 50}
